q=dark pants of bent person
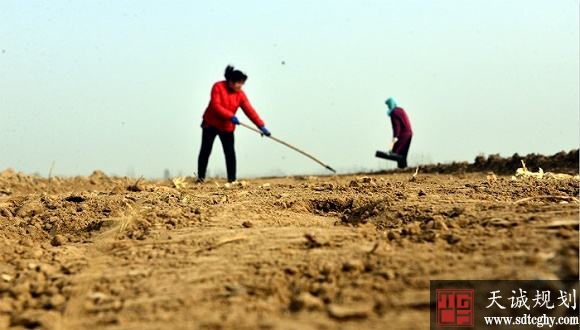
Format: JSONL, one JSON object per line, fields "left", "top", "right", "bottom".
{"left": 197, "top": 126, "right": 236, "bottom": 182}
{"left": 393, "top": 135, "right": 412, "bottom": 168}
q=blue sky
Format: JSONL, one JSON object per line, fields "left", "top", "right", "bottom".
{"left": 1, "top": 0, "right": 578, "bottom": 178}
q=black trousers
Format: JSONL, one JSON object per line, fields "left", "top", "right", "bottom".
{"left": 197, "top": 126, "right": 236, "bottom": 182}
{"left": 392, "top": 135, "right": 412, "bottom": 169}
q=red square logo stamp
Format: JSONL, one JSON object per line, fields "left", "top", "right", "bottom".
{"left": 436, "top": 289, "right": 474, "bottom": 328}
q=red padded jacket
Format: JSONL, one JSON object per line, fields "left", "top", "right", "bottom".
{"left": 201, "top": 81, "right": 265, "bottom": 132}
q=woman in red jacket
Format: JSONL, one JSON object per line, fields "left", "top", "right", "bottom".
{"left": 197, "top": 65, "right": 271, "bottom": 183}
{"left": 386, "top": 97, "right": 413, "bottom": 168}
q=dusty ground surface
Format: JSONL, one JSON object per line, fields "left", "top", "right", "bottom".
{"left": 0, "top": 152, "right": 578, "bottom": 330}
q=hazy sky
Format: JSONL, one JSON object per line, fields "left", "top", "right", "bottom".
{"left": 1, "top": 0, "right": 578, "bottom": 178}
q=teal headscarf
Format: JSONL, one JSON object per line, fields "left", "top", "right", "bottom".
{"left": 385, "top": 97, "right": 397, "bottom": 116}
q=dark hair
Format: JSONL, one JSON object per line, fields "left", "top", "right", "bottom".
{"left": 224, "top": 65, "right": 248, "bottom": 83}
